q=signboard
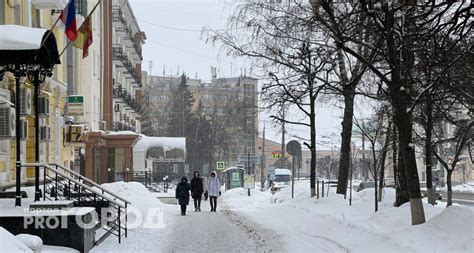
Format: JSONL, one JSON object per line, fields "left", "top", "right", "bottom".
{"left": 68, "top": 95, "right": 84, "bottom": 116}
{"left": 244, "top": 175, "right": 255, "bottom": 189}
{"left": 216, "top": 161, "right": 226, "bottom": 171}
{"left": 269, "top": 166, "right": 276, "bottom": 180}
{"left": 272, "top": 151, "right": 282, "bottom": 159}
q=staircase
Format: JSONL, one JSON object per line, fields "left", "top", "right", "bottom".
{"left": 20, "top": 163, "right": 131, "bottom": 244}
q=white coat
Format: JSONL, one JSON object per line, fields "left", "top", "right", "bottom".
{"left": 207, "top": 174, "right": 220, "bottom": 197}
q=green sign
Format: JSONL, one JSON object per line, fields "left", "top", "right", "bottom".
{"left": 68, "top": 95, "right": 84, "bottom": 116}
{"left": 68, "top": 96, "right": 84, "bottom": 103}
{"left": 217, "top": 161, "right": 226, "bottom": 171}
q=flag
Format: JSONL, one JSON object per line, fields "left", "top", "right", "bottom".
{"left": 73, "top": 16, "right": 93, "bottom": 58}
{"left": 59, "top": 0, "right": 77, "bottom": 41}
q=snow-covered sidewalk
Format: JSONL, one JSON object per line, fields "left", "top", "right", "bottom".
{"left": 222, "top": 182, "right": 474, "bottom": 253}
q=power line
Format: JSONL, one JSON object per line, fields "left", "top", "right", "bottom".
{"left": 137, "top": 17, "right": 246, "bottom": 32}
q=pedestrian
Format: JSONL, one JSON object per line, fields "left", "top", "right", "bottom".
{"left": 206, "top": 171, "right": 221, "bottom": 212}
{"left": 175, "top": 176, "right": 191, "bottom": 216}
{"left": 190, "top": 171, "right": 204, "bottom": 212}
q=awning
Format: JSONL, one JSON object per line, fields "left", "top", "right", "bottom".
{"left": 0, "top": 25, "right": 60, "bottom": 69}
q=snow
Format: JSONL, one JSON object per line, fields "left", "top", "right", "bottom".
{"left": 107, "top": 131, "right": 139, "bottom": 136}
{"left": 0, "top": 227, "right": 32, "bottom": 253}
{"left": 133, "top": 134, "right": 186, "bottom": 153}
{"left": 0, "top": 227, "right": 78, "bottom": 253}
{"left": 222, "top": 181, "right": 474, "bottom": 253}
{"left": 15, "top": 234, "right": 43, "bottom": 251}
{"left": 0, "top": 25, "right": 47, "bottom": 50}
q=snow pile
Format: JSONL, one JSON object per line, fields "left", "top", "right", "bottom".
{"left": 0, "top": 25, "right": 46, "bottom": 50}
{"left": 100, "top": 181, "right": 166, "bottom": 210}
{"left": 0, "top": 227, "right": 32, "bottom": 253}
{"left": 222, "top": 180, "right": 474, "bottom": 253}
{"left": 15, "top": 234, "right": 43, "bottom": 251}
{"left": 93, "top": 182, "right": 173, "bottom": 253}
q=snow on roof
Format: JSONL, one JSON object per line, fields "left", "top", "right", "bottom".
{"left": 133, "top": 134, "right": 186, "bottom": 152}
{"left": 107, "top": 130, "right": 139, "bottom": 136}
{"left": 275, "top": 169, "right": 292, "bottom": 175}
{"left": 0, "top": 25, "right": 47, "bottom": 50}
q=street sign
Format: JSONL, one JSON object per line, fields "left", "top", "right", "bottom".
{"left": 239, "top": 155, "right": 260, "bottom": 162}
{"left": 216, "top": 161, "right": 226, "bottom": 171}
{"left": 286, "top": 140, "right": 302, "bottom": 156}
{"left": 272, "top": 151, "right": 282, "bottom": 158}
{"left": 244, "top": 175, "right": 255, "bottom": 189}
{"left": 269, "top": 166, "right": 276, "bottom": 180}
{"left": 68, "top": 95, "right": 84, "bottom": 116}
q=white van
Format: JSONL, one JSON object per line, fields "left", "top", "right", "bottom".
{"left": 271, "top": 169, "right": 292, "bottom": 191}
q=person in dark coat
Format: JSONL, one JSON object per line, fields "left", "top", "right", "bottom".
{"left": 175, "top": 176, "right": 191, "bottom": 216}
{"left": 190, "top": 171, "right": 204, "bottom": 212}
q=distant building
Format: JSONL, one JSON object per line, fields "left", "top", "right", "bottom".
{"left": 143, "top": 75, "right": 259, "bottom": 171}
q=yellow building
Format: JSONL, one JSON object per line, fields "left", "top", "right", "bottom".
{"left": 0, "top": 0, "right": 84, "bottom": 190}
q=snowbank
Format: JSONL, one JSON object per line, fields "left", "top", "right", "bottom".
{"left": 0, "top": 228, "right": 78, "bottom": 253}
{"left": 92, "top": 182, "right": 173, "bottom": 252}
{"left": 222, "top": 181, "right": 474, "bottom": 253}
{"left": 0, "top": 227, "right": 32, "bottom": 253}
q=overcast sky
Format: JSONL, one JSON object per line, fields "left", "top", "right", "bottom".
{"left": 129, "top": 0, "right": 371, "bottom": 148}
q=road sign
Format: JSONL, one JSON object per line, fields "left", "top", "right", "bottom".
{"left": 286, "top": 140, "right": 302, "bottom": 156}
{"left": 269, "top": 166, "right": 276, "bottom": 180}
{"left": 272, "top": 151, "right": 282, "bottom": 158}
{"left": 244, "top": 175, "right": 255, "bottom": 189}
{"left": 216, "top": 161, "right": 226, "bottom": 171}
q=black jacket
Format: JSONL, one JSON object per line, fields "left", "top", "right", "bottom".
{"left": 176, "top": 178, "right": 191, "bottom": 205}
{"left": 190, "top": 177, "right": 204, "bottom": 199}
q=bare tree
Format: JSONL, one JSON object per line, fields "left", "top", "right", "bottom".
{"left": 207, "top": 1, "right": 335, "bottom": 197}
{"left": 433, "top": 120, "right": 473, "bottom": 207}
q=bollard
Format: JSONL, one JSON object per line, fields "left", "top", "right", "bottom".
{"left": 322, "top": 181, "right": 325, "bottom": 198}
{"left": 317, "top": 179, "right": 319, "bottom": 199}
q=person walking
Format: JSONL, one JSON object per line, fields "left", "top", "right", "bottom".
{"left": 206, "top": 171, "right": 220, "bottom": 212}
{"left": 190, "top": 171, "right": 204, "bottom": 212}
{"left": 175, "top": 176, "right": 191, "bottom": 216}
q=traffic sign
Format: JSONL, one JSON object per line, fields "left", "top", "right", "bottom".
{"left": 286, "top": 140, "right": 302, "bottom": 156}
{"left": 272, "top": 151, "right": 282, "bottom": 158}
{"left": 216, "top": 161, "right": 226, "bottom": 171}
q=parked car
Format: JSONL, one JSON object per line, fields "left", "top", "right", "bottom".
{"left": 419, "top": 181, "right": 442, "bottom": 200}
{"left": 356, "top": 181, "right": 375, "bottom": 192}
{"left": 271, "top": 169, "right": 292, "bottom": 191}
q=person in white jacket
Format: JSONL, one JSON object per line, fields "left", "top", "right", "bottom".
{"left": 206, "top": 171, "right": 220, "bottom": 212}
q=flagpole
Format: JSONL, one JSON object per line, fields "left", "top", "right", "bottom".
{"left": 54, "top": 0, "right": 102, "bottom": 64}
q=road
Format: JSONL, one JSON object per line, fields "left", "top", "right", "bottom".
{"left": 445, "top": 192, "right": 474, "bottom": 206}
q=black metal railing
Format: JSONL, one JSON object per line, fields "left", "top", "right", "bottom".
{"left": 21, "top": 163, "right": 130, "bottom": 245}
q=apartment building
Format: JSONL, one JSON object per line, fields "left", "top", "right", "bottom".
{"left": 0, "top": 0, "right": 146, "bottom": 187}
{"left": 143, "top": 75, "right": 259, "bottom": 171}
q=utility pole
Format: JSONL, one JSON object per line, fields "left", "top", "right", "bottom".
{"left": 261, "top": 124, "right": 266, "bottom": 191}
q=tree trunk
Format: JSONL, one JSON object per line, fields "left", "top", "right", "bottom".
{"left": 425, "top": 95, "right": 436, "bottom": 205}
{"left": 393, "top": 119, "right": 409, "bottom": 207}
{"left": 374, "top": 166, "right": 378, "bottom": 212}
{"left": 336, "top": 86, "right": 356, "bottom": 196}
{"left": 310, "top": 94, "right": 317, "bottom": 197}
{"left": 446, "top": 169, "right": 453, "bottom": 207}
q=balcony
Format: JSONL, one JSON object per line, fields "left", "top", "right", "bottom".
{"left": 112, "top": 84, "right": 139, "bottom": 113}
{"left": 75, "top": 0, "right": 88, "bottom": 17}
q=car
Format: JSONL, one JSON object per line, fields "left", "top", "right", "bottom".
{"left": 356, "top": 181, "right": 375, "bottom": 192}
{"left": 271, "top": 169, "right": 292, "bottom": 191}
{"left": 419, "top": 181, "right": 442, "bottom": 200}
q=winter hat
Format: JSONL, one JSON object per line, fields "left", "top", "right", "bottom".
{"left": 181, "top": 176, "right": 188, "bottom": 182}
